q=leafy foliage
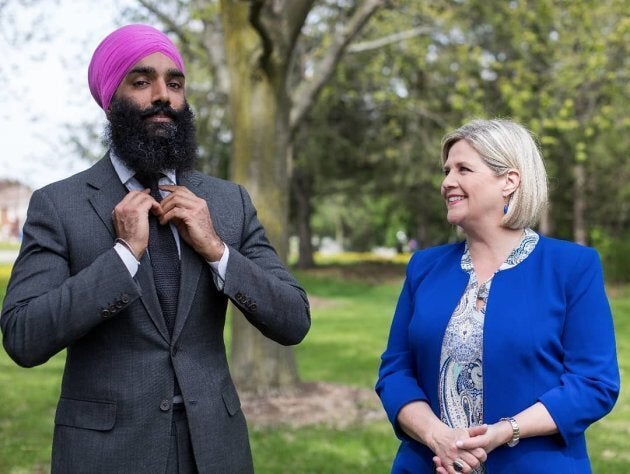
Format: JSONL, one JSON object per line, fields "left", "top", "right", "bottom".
{"left": 292, "top": 0, "right": 628, "bottom": 275}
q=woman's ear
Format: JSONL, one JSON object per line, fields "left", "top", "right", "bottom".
{"left": 503, "top": 169, "right": 521, "bottom": 197}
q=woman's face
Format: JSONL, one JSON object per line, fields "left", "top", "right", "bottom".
{"left": 441, "top": 139, "right": 507, "bottom": 231}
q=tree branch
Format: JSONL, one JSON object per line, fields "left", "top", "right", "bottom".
{"left": 347, "top": 25, "right": 434, "bottom": 53}
{"left": 289, "top": 0, "right": 385, "bottom": 137}
{"left": 249, "top": 0, "right": 274, "bottom": 73}
{"left": 283, "top": 0, "right": 317, "bottom": 51}
{"left": 136, "top": 0, "right": 202, "bottom": 60}
{"left": 249, "top": 0, "right": 315, "bottom": 76}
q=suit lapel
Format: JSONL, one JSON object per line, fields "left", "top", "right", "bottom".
{"left": 86, "top": 156, "right": 127, "bottom": 239}
{"left": 86, "top": 155, "right": 170, "bottom": 342}
{"left": 136, "top": 253, "right": 170, "bottom": 342}
{"left": 172, "top": 242, "right": 203, "bottom": 342}
{"left": 171, "top": 171, "right": 205, "bottom": 343}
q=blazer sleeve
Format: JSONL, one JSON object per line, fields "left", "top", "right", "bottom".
{"left": 376, "top": 252, "right": 430, "bottom": 440}
{"left": 537, "top": 247, "right": 620, "bottom": 443}
{"left": 1, "top": 189, "right": 142, "bottom": 367}
{"left": 221, "top": 185, "right": 310, "bottom": 346}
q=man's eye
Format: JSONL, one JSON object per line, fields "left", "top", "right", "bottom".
{"left": 169, "top": 82, "right": 182, "bottom": 89}
{"left": 133, "top": 80, "right": 149, "bottom": 87}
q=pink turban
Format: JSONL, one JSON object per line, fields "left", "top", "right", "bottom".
{"left": 88, "top": 24, "right": 185, "bottom": 111}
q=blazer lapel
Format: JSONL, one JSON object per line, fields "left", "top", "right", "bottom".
{"left": 86, "top": 155, "right": 170, "bottom": 342}
{"left": 171, "top": 171, "right": 205, "bottom": 343}
{"left": 86, "top": 156, "right": 127, "bottom": 239}
{"left": 136, "top": 254, "right": 170, "bottom": 342}
{"left": 172, "top": 242, "right": 203, "bottom": 342}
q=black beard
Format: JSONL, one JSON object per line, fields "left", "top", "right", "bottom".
{"left": 105, "top": 98, "right": 197, "bottom": 176}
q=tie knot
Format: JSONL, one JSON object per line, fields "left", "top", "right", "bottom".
{"left": 135, "top": 172, "right": 161, "bottom": 189}
{"left": 135, "top": 173, "right": 163, "bottom": 201}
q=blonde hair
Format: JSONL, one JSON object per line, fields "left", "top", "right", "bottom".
{"left": 441, "top": 119, "right": 548, "bottom": 229}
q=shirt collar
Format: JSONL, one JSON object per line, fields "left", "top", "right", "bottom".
{"left": 109, "top": 150, "right": 177, "bottom": 187}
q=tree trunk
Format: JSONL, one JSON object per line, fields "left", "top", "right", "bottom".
{"left": 221, "top": 0, "right": 300, "bottom": 394}
{"left": 573, "top": 162, "right": 587, "bottom": 245}
{"left": 218, "top": 0, "right": 383, "bottom": 393}
{"left": 292, "top": 167, "right": 315, "bottom": 269}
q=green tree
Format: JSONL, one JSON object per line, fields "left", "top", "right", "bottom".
{"left": 447, "top": 0, "right": 629, "bottom": 243}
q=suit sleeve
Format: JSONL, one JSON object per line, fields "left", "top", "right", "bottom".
{"left": 538, "top": 247, "right": 620, "bottom": 442}
{"left": 376, "top": 252, "right": 430, "bottom": 440}
{"left": 221, "top": 185, "right": 310, "bottom": 346}
{"left": 1, "top": 189, "right": 142, "bottom": 367}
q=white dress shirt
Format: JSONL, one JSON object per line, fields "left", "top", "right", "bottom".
{"left": 110, "top": 153, "right": 228, "bottom": 289}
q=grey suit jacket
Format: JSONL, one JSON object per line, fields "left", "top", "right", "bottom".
{"left": 1, "top": 155, "right": 310, "bottom": 473}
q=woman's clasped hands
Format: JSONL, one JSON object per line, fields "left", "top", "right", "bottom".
{"left": 432, "top": 421, "right": 513, "bottom": 473}
{"left": 429, "top": 424, "right": 487, "bottom": 474}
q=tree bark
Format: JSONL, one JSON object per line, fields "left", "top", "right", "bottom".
{"left": 292, "top": 166, "right": 315, "bottom": 269}
{"left": 221, "top": 0, "right": 309, "bottom": 394}
{"left": 218, "top": 0, "right": 384, "bottom": 393}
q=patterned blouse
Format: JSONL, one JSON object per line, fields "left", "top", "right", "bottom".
{"left": 438, "top": 229, "right": 539, "bottom": 473}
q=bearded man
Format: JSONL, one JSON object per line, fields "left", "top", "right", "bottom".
{"left": 1, "top": 24, "right": 310, "bottom": 474}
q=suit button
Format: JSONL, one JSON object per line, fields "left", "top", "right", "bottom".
{"left": 101, "top": 309, "right": 111, "bottom": 318}
{"left": 121, "top": 294, "right": 130, "bottom": 304}
{"left": 159, "top": 399, "right": 171, "bottom": 412}
{"left": 250, "top": 303, "right": 257, "bottom": 311}
{"left": 171, "top": 345, "right": 178, "bottom": 357}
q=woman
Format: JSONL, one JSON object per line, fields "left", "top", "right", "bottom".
{"left": 376, "top": 119, "right": 619, "bottom": 473}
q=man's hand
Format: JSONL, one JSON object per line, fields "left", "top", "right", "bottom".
{"left": 157, "top": 185, "right": 225, "bottom": 261}
{"left": 112, "top": 189, "right": 157, "bottom": 260}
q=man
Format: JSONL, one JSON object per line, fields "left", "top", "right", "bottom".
{"left": 1, "top": 24, "right": 310, "bottom": 473}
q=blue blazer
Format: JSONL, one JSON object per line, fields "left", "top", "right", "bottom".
{"left": 376, "top": 234, "right": 619, "bottom": 473}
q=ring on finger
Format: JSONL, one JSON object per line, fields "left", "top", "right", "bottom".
{"left": 453, "top": 459, "right": 465, "bottom": 472}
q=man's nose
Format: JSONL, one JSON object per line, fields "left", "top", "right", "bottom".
{"left": 151, "top": 79, "right": 170, "bottom": 105}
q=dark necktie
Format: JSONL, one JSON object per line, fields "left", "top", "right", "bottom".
{"left": 136, "top": 173, "right": 180, "bottom": 336}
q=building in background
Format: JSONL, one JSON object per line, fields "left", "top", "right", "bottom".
{"left": 0, "top": 180, "right": 32, "bottom": 242}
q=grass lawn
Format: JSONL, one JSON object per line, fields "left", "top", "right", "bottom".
{"left": 0, "top": 261, "right": 628, "bottom": 473}
{"left": 0, "top": 242, "right": 20, "bottom": 251}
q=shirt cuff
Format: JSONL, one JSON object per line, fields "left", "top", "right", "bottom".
{"left": 208, "top": 243, "right": 229, "bottom": 290}
{"left": 114, "top": 242, "right": 140, "bottom": 277}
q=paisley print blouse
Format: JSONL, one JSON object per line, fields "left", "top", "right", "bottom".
{"left": 438, "top": 229, "right": 539, "bottom": 473}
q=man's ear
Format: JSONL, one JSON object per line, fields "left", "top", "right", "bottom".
{"left": 503, "top": 169, "right": 521, "bottom": 197}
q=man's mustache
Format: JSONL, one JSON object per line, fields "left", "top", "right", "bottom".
{"left": 140, "top": 102, "right": 179, "bottom": 120}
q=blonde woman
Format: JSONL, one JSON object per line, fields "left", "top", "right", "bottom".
{"left": 376, "top": 119, "right": 619, "bottom": 473}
